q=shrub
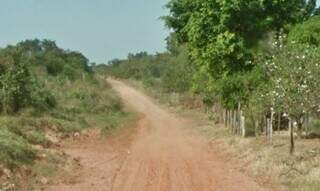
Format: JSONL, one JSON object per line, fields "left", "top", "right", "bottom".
{"left": 0, "top": 47, "right": 31, "bottom": 114}
{"left": 30, "top": 77, "right": 56, "bottom": 111}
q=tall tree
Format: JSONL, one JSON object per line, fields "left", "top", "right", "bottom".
{"left": 164, "top": 0, "right": 317, "bottom": 108}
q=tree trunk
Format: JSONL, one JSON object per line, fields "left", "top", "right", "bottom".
{"left": 289, "top": 118, "right": 295, "bottom": 154}
{"left": 267, "top": 119, "right": 271, "bottom": 142}
{"left": 233, "top": 110, "right": 239, "bottom": 134}
{"left": 264, "top": 115, "right": 268, "bottom": 136}
{"left": 297, "top": 120, "right": 303, "bottom": 139}
{"left": 270, "top": 108, "right": 274, "bottom": 144}
{"left": 226, "top": 110, "right": 229, "bottom": 128}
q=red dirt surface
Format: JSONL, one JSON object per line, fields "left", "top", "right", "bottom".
{"left": 44, "top": 79, "right": 270, "bottom": 191}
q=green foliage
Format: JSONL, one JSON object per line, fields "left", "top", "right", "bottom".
{"left": 0, "top": 39, "right": 94, "bottom": 114}
{"left": 30, "top": 77, "right": 56, "bottom": 111}
{"left": 100, "top": 112, "right": 134, "bottom": 135}
{"left": 43, "top": 50, "right": 65, "bottom": 76}
{"left": 105, "top": 45, "right": 194, "bottom": 94}
{"left": 0, "top": 127, "right": 36, "bottom": 169}
{"left": 0, "top": 47, "right": 31, "bottom": 114}
{"left": 163, "top": 0, "right": 317, "bottom": 108}
{"left": 266, "top": 42, "right": 320, "bottom": 119}
{"left": 0, "top": 117, "right": 51, "bottom": 147}
{"left": 288, "top": 16, "right": 320, "bottom": 46}
{"left": 161, "top": 45, "right": 194, "bottom": 93}
{"left": 165, "top": 0, "right": 314, "bottom": 43}
{"left": 17, "top": 39, "right": 92, "bottom": 78}
{"left": 0, "top": 39, "right": 128, "bottom": 171}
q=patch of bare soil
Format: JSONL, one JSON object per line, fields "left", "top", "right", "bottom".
{"left": 44, "top": 79, "right": 270, "bottom": 191}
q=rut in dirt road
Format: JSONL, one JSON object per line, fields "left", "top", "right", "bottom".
{"left": 46, "top": 79, "right": 269, "bottom": 191}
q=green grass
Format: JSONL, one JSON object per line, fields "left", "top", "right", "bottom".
{"left": 32, "top": 162, "right": 57, "bottom": 178}
{"left": 0, "top": 127, "right": 36, "bottom": 169}
{"left": 99, "top": 112, "right": 135, "bottom": 135}
{"left": 0, "top": 75, "right": 129, "bottom": 174}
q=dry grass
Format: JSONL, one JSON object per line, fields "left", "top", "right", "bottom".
{"left": 197, "top": 122, "right": 320, "bottom": 191}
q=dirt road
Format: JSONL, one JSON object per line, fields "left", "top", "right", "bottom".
{"left": 45, "top": 79, "right": 269, "bottom": 191}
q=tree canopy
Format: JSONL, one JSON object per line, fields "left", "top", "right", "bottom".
{"left": 163, "top": 0, "right": 318, "bottom": 108}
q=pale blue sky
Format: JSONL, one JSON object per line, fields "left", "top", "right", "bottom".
{"left": 0, "top": 1, "right": 319, "bottom": 63}
{"left": 0, "top": 0, "right": 169, "bottom": 63}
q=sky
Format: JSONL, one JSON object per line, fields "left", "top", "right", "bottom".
{"left": 0, "top": 0, "right": 169, "bottom": 64}
{"left": 1, "top": 1, "right": 319, "bottom": 64}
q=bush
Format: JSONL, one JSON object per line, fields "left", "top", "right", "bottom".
{"left": 30, "top": 77, "right": 56, "bottom": 111}
{"left": 0, "top": 47, "right": 31, "bottom": 114}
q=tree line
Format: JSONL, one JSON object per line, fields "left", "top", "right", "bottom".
{"left": 0, "top": 39, "right": 92, "bottom": 114}
{"left": 105, "top": 0, "right": 320, "bottom": 154}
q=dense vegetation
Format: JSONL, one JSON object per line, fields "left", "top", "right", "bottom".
{"left": 106, "top": 45, "right": 194, "bottom": 94}
{"left": 105, "top": 1, "right": 320, "bottom": 154}
{"left": 0, "top": 39, "right": 127, "bottom": 181}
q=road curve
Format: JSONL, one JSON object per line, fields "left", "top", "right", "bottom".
{"left": 45, "top": 79, "right": 269, "bottom": 191}
{"left": 107, "top": 79, "right": 268, "bottom": 191}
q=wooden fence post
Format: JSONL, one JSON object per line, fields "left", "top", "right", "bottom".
{"left": 240, "top": 110, "right": 245, "bottom": 137}
{"left": 229, "top": 110, "right": 232, "bottom": 130}
{"left": 226, "top": 110, "right": 229, "bottom": 128}
{"left": 304, "top": 114, "right": 310, "bottom": 137}
{"left": 231, "top": 110, "right": 234, "bottom": 133}
{"left": 266, "top": 118, "right": 270, "bottom": 140}
{"left": 233, "top": 110, "right": 237, "bottom": 134}
{"left": 264, "top": 116, "right": 267, "bottom": 136}
{"left": 270, "top": 108, "right": 274, "bottom": 144}
{"left": 237, "top": 103, "right": 241, "bottom": 135}
{"left": 278, "top": 112, "right": 281, "bottom": 134}
{"left": 223, "top": 109, "right": 227, "bottom": 127}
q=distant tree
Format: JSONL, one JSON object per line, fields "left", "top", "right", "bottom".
{"left": 65, "top": 51, "right": 91, "bottom": 73}
{"left": 41, "top": 39, "right": 59, "bottom": 52}
{"left": 128, "top": 52, "right": 149, "bottom": 60}
{"left": 108, "top": 59, "right": 121, "bottom": 65}
{"left": 43, "top": 50, "right": 65, "bottom": 76}
{"left": 17, "top": 39, "right": 42, "bottom": 54}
